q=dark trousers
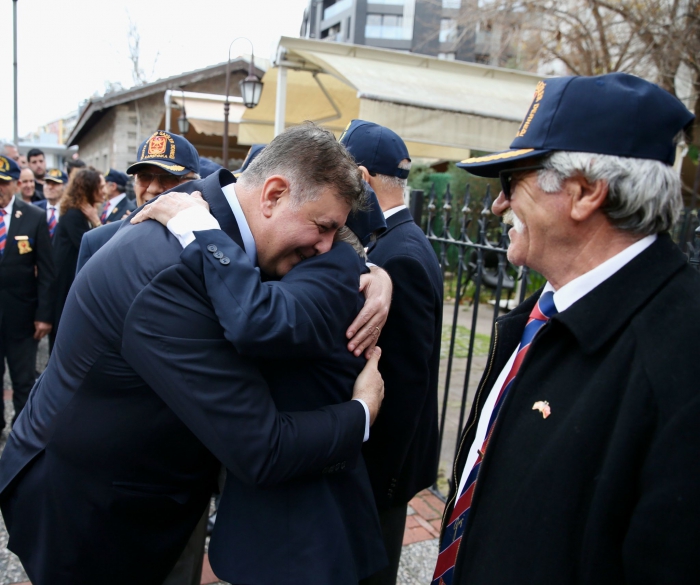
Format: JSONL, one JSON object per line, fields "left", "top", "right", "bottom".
{"left": 0, "top": 332, "right": 38, "bottom": 426}
{"left": 360, "top": 504, "right": 407, "bottom": 585}
{"left": 161, "top": 507, "right": 208, "bottom": 585}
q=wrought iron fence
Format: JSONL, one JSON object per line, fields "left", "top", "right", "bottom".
{"left": 413, "top": 185, "right": 700, "bottom": 499}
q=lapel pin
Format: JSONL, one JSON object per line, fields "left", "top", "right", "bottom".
{"left": 14, "top": 210, "right": 22, "bottom": 219}
{"left": 532, "top": 400, "right": 551, "bottom": 419}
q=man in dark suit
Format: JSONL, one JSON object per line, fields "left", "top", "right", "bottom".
{"left": 34, "top": 168, "right": 67, "bottom": 239}
{"left": 100, "top": 168, "right": 136, "bottom": 224}
{"left": 0, "top": 125, "right": 385, "bottom": 585}
{"left": 339, "top": 121, "right": 444, "bottom": 585}
{"left": 0, "top": 156, "right": 54, "bottom": 428}
{"left": 432, "top": 73, "right": 700, "bottom": 585}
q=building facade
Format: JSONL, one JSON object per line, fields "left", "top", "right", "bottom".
{"left": 299, "top": 0, "right": 504, "bottom": 63}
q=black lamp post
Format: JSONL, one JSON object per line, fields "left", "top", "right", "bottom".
{"left": 223, "top": 38, "right": 264, "bottom": 168}
{"left": 178, "top": 89, "right": 190, "bottom": 135}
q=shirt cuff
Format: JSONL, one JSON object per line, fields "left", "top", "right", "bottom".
{"left": 166, "top": 205, "right": 221, "bottom": 249}
{"left": 365, "top": 262, "right": 377, "bottom": 269}
{"left": 352, "top": 398, "right": 371, "bottom": 442}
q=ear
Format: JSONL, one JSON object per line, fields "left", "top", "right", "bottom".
{"left": 260, "top": 175, "right": 291, "bottom": 218}
{"left": 357, "top": 165, "right": 372, "bottom": 183}
{"left": 568, "top": 175, "right": 609, "bottom": 222}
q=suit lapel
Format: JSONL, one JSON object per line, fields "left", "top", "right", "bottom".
{"left": 201, "top": 169, "right": 244, "bottom": 249}
{"left": 3, "top": 199, "right": 29, "bottom": 263}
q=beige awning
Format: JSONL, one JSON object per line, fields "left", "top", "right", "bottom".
{"left": 239, "top": 37, "right": 545, "bottom": 160}
{"left": 171, "top": 92, "right": 247, "bottom": 137}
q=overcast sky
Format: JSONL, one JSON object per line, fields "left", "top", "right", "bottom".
{"left": 0, "top": 0, "right": 310, "bottom": 141}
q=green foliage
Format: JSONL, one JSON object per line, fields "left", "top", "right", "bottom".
{"left": 688, "top": 144, "right": 699, "bottom": 166}
{"left": 441, "top": 324, "right": 491, "bottom": 360}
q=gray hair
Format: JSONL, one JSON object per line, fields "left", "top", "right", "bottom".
{"left": 537, "top": 151, "right": 682, "bottom": 236}
{"left": 375, "top": 159, "right": 412, "bottom": 192}
{"left": 238, "top": 122, "right": 365, "bottom": 212}
{"left": 335, "top": 226, "right": 367, "bottom": 260}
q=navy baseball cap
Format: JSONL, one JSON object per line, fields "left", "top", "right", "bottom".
{"left": 199, "top": 157, "right": 223, "bottom": 179}
{"left": 45, "top": 168, "right": 69, "bottom": 184}
{"left": 339, "top": 120, "right": 411, "bottom": 179}
{"left": 104, "top": 168, "right": 128, "bottom": 186}
{"left": 458, "top": 72, "right": 695, "bottom": 178}
{"left": 233, "top": 144, "right": 266, "bottom": 177}
{"left": 127, "top": 131, "right": 200, "bottom": 176}
{"left": 346, "top": 182, "right": 387, "bottom": 246}
{"left": 0, "top": 155, "right": 21, "bottom": 181}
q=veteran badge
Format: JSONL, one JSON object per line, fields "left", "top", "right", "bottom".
{"left": 14, "top": 210, "right": 22, "bottom": 219}
{"left": 532, "top": 400, "right": 551, "bottom": 419}
{"left": 15, "top": 236, "right": 32, "bottom": 254}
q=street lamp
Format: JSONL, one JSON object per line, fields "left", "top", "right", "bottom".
{"left": 223, "top": 37, "right": 264, "bottom": 168}
{"left": 177, "top": 89, "right": 190, "bottom": 135}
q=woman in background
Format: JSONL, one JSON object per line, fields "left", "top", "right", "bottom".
{"left": 50, "top": 168, "right": 104, "bottom": 349}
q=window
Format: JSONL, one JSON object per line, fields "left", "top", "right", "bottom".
{"left": 323, "top": 0, "right": 352, "bottom": 21}
{"left": 439, "top": 18, "right": 458, "bottom": 42}
{"left": 438, "top": 52, "right": 456, "bottom": 60}
{"left": 442, "top": 0, "right": 461, "bottom": 8}
{"left": 365, "top": 13, "right": 410, "bottom": 39}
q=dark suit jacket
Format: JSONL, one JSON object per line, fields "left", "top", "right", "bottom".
{"left": 364, "top": 207, "right": 443, "bottom": 509}
{"left": 179, "top": 230, "right": 387, "bottom": 583}
{"left": 445, "top": 235, "right": 700, "bottom": 584}
{"left": 50, "top": 207, "right": 92, "bottom": 333}
{"left": 33, "top": 199, "right": 47, "bottom": 210}
{"left": 76, "top": 221, "right": 121, "bottom": 274}
{"left": 0, "top": 169, "right": 366, "bottom": 585}
{"left": 103, "top": 195, "right": 136, "bottom": 224}
{"left": 0, "top": 198, "right": 55, "bottom": 338}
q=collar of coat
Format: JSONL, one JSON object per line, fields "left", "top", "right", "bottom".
{"left": 496, "top": 233, "right": 686, "bottom": 356}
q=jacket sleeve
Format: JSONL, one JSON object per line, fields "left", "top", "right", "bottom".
{"left": 121, "top": 262, "right": 365, "bottom": 487}
{"left": 33, "top": 213, "right": 56, "bottom": 324}
{"left": 180, "top": 230, "right": 365, "bottom": 358}
{"left": 76, "top": 230, "right": 94, "bottom": 275}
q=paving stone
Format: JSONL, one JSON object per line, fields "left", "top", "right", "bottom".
{"left": 397, "top": 537, "right": 439, "bottom": 585}
{"left": 409, "top": 495, "right": 443, "bottom": 521}
{"left": 403, "top": 525, "right": 433, "bottom": 545}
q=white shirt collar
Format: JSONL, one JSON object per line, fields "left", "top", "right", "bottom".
{"left": 2, "top": 195, "right": 15, "bottom": 214}
{"left": 383, "top": 204, "right": 407, "bottom": 220}
{"left": 545, "top": 234, "right": 657, "bottom": 313}
{"left": 107, "top": 193, "right": 126, "bottom": 208}
{"left": 221, "top": 182, "right": 257, "bottom": 266}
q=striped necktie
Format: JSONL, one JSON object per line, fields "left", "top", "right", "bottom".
{"left": 100, "top": 203, "right": 110, "bottom": 224}
{"left": 432, "top": 291, "right": 558, "bottom": 585}
{"left": 0, "top": 209, "right": 6, "bottom": 256}
{"left": 48, "top": 206, "right": 57, "bottom": 238}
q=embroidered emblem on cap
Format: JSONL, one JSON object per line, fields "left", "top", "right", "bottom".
{"left": 532, "top": 400, "right": 551, "bottom": 419}
{"left": 142, "top": 131, "right": 177, "bottom": 161}
{"left": 517, "top": 80, "right": 547, "bottom": 138}
{"left": 0, "top": 157, "right": 9, "bottom": 172}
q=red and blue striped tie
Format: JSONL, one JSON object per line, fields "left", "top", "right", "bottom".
{"left": 100, "top": 203, "right": 109, "bottom": 224}
{"left": 48, "top": 207, "right": 57, "bottom": 238}
{"left": 432, "top": 291, "right": 557, "bottom": 585}
{"left": 0, "top": 209, "right": 6, "bottom": 256}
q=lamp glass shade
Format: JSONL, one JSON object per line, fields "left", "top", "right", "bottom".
{"left": 178, "top": 113, "right": 190, "bottom": 135}
{"left": 239, "top": 76, "right": 264, "bottom": 108}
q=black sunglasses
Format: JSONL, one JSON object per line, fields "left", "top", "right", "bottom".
{"left": 498, "top": 165, "right": 545, "bottom": 200}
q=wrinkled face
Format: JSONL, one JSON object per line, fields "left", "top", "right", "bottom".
{"left": 0, "top": 180, "right": 17, "bottom": 207}
{"left": 132, "top": 165, "right": 195, "bottom": 206}
{"left": 102, "top": 180, "right": 119, "bottom": 200}
{"left": 44, "top": 181, "right": 65, "bottom": 204}
{"left": 18, "top": 170, "right": 35, "bottom": 198}
{"left": 256, "top": 187, "right": 351, "bottom": 278}
{"left": 4, "top": 145, "right": 19, "bottom": 162}
{"left": 492, "top": 169, "right": 570, "bottom": 271}
{"left": 28, "top": 155, "right": 46, "bottom": 178}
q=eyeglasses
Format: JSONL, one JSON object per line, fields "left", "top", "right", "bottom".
{"left": 134, "top": 172, "right": 192, "bottom": 189}
{"left": 498, "top": 165, "right": 545, "bottom": 200}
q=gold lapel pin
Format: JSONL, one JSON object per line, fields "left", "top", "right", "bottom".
{"left": 532, "top": 400, "right": 551, "bottom": 419}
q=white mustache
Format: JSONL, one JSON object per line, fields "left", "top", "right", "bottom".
{"left": 502, "top": 209, "right": 524, "bottom": 233}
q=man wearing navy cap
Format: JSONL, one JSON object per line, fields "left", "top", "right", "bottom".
{"left": 341, "top": 120, "right": 443, "bottom": 585}
{"left": 76, "top": 132, "right": 201, "bottom": 272}
{"left": 432, "top": 72, "right": 700, "bottom": 585}
{"left": 35, "top": 169, "right": 68, "bottom": 239}
{"left": 0, "top": 155, "right": 54, "bottom": 428}
{"left": 100, "top": 168, "right": 135, "bottom": 224}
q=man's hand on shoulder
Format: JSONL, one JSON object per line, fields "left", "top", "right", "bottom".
{"left": 347, "top": 265, "right": 392, "bottom": 358}
{"left": 130, "top": 191, "right": 209, "bottom": 226}
{"left": 33, "top": 321, "right": 52, "bottom": 340}
{"left": 352, "top": 347, "right": 384, "bottom": 425}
